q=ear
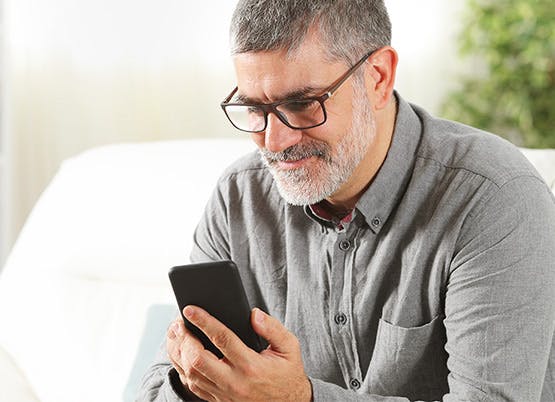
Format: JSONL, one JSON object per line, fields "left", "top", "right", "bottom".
{"left": 364, "top": 46, "right": 398, "bottom": 110}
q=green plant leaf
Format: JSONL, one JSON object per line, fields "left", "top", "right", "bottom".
{"left": 440, "top": 0, "right": 555, "bottom": 148}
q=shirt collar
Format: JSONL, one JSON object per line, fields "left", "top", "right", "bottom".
{"left": 356, "top": 92, "right": 422, "bottom": 233}
{"left": 305, "top": 201, "right": 354, "bottom": 232}
{"left": 302, "top": 92, "right": 422, "bottom": 234}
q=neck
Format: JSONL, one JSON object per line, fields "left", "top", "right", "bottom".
{"left": 317, "top": 199, "right": 353, "bottom": 220}
{"left": 326, "top": 97, "right": 397, "bottom": 210}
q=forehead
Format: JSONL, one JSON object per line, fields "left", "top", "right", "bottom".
{"left": 232, "top": 43, "right": 346, "bottom": 102}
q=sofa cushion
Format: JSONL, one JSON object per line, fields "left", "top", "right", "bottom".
{"left": 519, "top": 148, "right": 555, "bottom": 191}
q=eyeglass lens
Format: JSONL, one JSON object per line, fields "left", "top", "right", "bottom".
{"left": 225, "top": 99, "right": 325, "bottom": 132}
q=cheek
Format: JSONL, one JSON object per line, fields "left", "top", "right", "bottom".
{"left": 324, "top": 100, "right": 355, "bottom": 134}
{"left": 251, "top": 133, "right": 265, "bottom": 149}
{"left": 310, "top": 114, "right": 350, "bottom": 147}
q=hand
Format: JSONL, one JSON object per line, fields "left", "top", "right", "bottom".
{"left": 167, "top": 317, "right": 201, "bottom": 399}
{"left": 166, "top": 306, "right": 312, "bottom": 402}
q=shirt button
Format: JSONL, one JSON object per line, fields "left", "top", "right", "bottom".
{"left": 338, "top": 240, "right": 351, "bottom": 251}
{"left": 334, "top": 313, "right": 347, "bottom": 325}
{"left": 371, "top": 217, "right": 381, "bottom": 227}
{"left": 350, "top": 378, "right": 361, "bottom": 390}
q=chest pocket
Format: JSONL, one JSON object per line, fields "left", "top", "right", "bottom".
{"left": 365, "top": 315, "right": 449, "bottom": 400}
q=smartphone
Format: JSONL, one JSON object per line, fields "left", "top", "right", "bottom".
{"left": 168, "top": 260, "right": 266, "bottom": 359}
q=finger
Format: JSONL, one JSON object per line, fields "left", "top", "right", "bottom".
{"left": 183, "top": 305, "right": 253, "bottom": 363}
{"left": 167, "top": 321, "right": 187, "bottom": 372}
{"left": 168, "top": 319, "right": 201, "bottom": 375}
{"left": 186, "top": 369, "right": 223, "bottom": 402}
{"left": 168, "top": 341, "right": 186, "bottom": 379}
{"left": 173, "top": 331, "right": 220, "bottom": 399}
{"left": 251, "top": 308, "right": 299, "bottom": 355}
{"left": 169, "top": 355, "right": 186, "bottom": 378}
{"left": 187, "top": 383, "right": 214, "bottom": 402}
{"left": 169, "top": 319, "right": 187, "bottom": 339}
{"left": 179, "top": 363, "right": 219, "bottom": 401}
{"left": 180, "top": 324, "right": 234, "bottom": 387}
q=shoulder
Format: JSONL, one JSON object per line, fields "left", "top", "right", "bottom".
{"left": 217, "top": 149, "right": 272, "bottom": 188}
{"left": 412, "top": 104, "right": 543, "bottom": 189}
{"left": 220, "top": 149, "right": 266, "bottom": 178}
{"left": 213, "top": 149, "right": 284, "bottom": 206}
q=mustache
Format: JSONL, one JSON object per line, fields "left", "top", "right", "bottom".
{"left": 260, "top": 142, "right": 331, "bottom": 164}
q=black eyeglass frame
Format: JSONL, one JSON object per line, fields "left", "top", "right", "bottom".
{"left": 220, "top": 48, "right": 379, "bottom": 133}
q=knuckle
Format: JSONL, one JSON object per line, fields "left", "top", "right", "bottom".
{"left": 212, "top": 331, "right": 232, "bottom": 348}
{"left": 189, "top": 353, "right": 205, "bottom": 371}
{"left": 180, "top": 335, "right": 197, "bottom": 357}
{"left": 240, "top": 361, "right": 256, "bottom": 377}
{"left": 232, "top": 383, "right": 250, "bottom": 399}
{"left": 290, "top": 334, "right": 301, "bottom": 350}
{"left": 167, "top": 319, "right": 182, "bottom": 334}
{"left": 174, "top": 365, "right": 186, "bottom": 378}
{"left": 188, "top": 380, "right": 201, "bottom": 394}
{"left": 167, "top": 342, "right": 179, "bottom": 361}
{"left": 171, "top": 360, "right": 184, "bottom": 377}
{"left": 168, "top": 352, "right": 180, "bottom": 368}
{"left": 183, "top": 364, "right": 195, "bottom": 378}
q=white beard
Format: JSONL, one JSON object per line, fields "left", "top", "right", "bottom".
{"left": 260, "top": 81, "right": 375, "bottom": 206}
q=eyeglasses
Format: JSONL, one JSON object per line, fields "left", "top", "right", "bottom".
{"left": 220, "top": 49, "right": 378, "bottom": 133}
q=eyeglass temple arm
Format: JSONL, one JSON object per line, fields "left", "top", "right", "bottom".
{"left": 324, "top": 49, "right": 378, "bottom": 98}
{"left": 222, "top": 87, "right": 239, "bottom": 104}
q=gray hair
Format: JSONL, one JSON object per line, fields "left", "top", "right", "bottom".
{"left": 230, "top": 0, "right": 392, "bottom": 64}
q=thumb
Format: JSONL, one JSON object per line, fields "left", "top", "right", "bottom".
{"left": 251, "top": 308, "right": 297, "bottom": 354}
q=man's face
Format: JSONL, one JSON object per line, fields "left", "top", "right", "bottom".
{"left": 232, "top": 40, "right": 376, "bottom": 206}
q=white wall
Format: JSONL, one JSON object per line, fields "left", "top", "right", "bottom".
{"left": 0, "top": 0, "right": 466, "bottom": 263}
{"left": 387, "top": 0, "right": 466, "bottom": 113}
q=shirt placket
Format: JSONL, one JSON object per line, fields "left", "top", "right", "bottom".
{"left": 328, "top": 222, "right": 364, "bottom": 392}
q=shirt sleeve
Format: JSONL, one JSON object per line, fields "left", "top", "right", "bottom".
{"left": 190, "top": 181, "right": 233, "bottom": 263}
{"left": 444, "top": 175, "right": 555, "bottom": 401}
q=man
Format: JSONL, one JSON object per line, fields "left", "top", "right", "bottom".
{"left": 138, "top": 1, "right": 555, "bottom": 401}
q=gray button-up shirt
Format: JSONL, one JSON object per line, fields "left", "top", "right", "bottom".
{"left": 138, "top": 95, "right": 555, "bottom": 401}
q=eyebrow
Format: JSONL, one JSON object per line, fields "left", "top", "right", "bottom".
{"left": 235, "top": 86, "right": 324, "bottom": 104}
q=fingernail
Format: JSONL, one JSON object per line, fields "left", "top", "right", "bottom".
{"left": 183, "top": 306, "right": 194, "bottom": 319}
{"left": 254, "top": 308, "right": 265, "bottom": 325}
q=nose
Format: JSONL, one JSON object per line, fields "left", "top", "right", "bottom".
{"left": 264, "top": 113, "right": 303, "bottom": 153}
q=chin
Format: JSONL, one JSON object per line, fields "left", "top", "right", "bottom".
{"left": 273, "top": 175, "right": 338, "bottom": 206}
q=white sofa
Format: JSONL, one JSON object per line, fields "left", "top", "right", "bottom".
{"left": 0, "top": 139, "right": 553, "bottom": 402}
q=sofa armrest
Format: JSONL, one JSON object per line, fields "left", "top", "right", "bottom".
{"left": 519, "top": 148, "right": 555, "bottom": 191}
{"left": 0, "top": 139, "right": 255, "bottom": 402}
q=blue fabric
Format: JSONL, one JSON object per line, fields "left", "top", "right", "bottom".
{"left": 124, "top": 304, "right": 177, "bottom": 402}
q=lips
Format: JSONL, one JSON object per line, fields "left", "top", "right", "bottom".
{"left": 265, "top": 149, "right": 325, "bottom": 163}
{"left": 260, "top": 141, "right": 331, "bottom": 172}
{"left": 279, "top": 154, "right": 313, "bottom": 163}
{"left": 275, "top": 155, "right": 315, "bottom": 170}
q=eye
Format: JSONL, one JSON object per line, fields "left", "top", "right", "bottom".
{"left": 246, "top": 106, "right": 264, "bottom": 116}
{"left": 280, "top": 99, "right": 319, "bottom": 113}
